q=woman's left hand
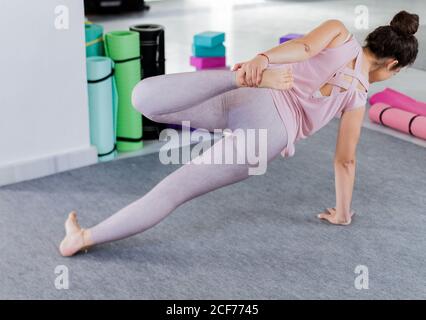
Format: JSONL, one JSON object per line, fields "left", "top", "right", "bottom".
{"left": 317, "top": 207, "right": 353, "bottom": 225}
{"left": 231, "top": 61, "right": 247, "bottom": 72}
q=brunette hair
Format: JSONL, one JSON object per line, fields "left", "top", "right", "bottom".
{"left": 364, "top": 10, "right": 419, "bottom": 69}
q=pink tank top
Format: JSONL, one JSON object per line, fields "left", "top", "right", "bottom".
{"left": 267, "top": 35, "right": 370, "bottom": 158}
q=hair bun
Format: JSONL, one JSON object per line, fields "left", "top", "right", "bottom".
{"left": 390, "top": 10, "right": 419, "bottom": 36}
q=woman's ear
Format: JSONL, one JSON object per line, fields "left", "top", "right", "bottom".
{"left": 387, "top": 59, "right": 399, "bottom": 71}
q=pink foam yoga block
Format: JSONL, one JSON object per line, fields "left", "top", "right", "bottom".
{"left": 369, "top": 102, "right": 426, "bottom": 140}
{"left": 369, "top": 87, "right": 426, "bottom": 117}
{"left": 195, "top": 65, "right": 230, "bottom": 71}
{"left": 190, "top": 56, "right": 226, "bottom": 69}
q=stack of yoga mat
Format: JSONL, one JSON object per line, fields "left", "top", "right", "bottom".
{"left": 279, "top": 33, "right": 304, "bottom": 44}
{"left": 86, "top": 24, "right": 235, "bottom": 158}
{"left": 368, "top": 88, "right": 426, "bottom": 140}
{"left": 190, "top": 31, "right": 229, "bottom": 70}
{"left": 85, "top": 22, "right": 145, "bottom": 161}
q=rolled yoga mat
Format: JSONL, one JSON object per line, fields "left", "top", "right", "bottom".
{"left": 85, "top": 23, "right": 105, "bottom": 57}
{"left": 87, "top": 56, "right": 118, "bottom": 162}
{"left": 129, "top": 24, "right": 166, "bottom": 78}
{"left": 369, "top": 87, "right": 426, "bottom": 117}
{"left": 129, "top": 24, "right": 167, "bottom": 140}
{"left": 369, "top": 103, "right": 426, "bottom": 140}
{"left": 104, "top": 31, "right": 143, "bottom": 152}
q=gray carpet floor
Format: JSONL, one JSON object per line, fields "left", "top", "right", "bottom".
{"left": 1, "top": 119, "right": 425, "bottom": 299}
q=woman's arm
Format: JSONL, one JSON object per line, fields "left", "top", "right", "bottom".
{"left": 262, "top": 19, "right": 348, "bottom": 64}
{"left": 234, "top": 19, "right": 349, "bottom": 87}
{"left": 332, "top": 106, "right": 365, "bottom": 222}
{"left": 318, "top": 104, "right": 365, "bottom": 224}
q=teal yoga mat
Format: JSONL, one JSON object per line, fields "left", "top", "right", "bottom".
{"left": 104, "top": 31, "right": 143, "bottom": 152}
{"left": 85, "top": 23, "right": 105, "bottom": 57}
{"left": 87, "top": 56, "right": 118, "bottom": 161}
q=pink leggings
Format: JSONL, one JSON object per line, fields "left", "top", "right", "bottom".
{"left": 88, "top": 69, "right": 289, "bottom": 245}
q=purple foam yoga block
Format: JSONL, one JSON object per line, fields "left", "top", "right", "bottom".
{"left": 190, "top": 56, "right": 226, "bottom": 69}
{"left": 279, "top": 33, "right": 303, "bottom": 44}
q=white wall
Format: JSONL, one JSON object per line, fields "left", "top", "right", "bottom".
{"left": 0, "top": 0, "right": 97, "bottom": 187}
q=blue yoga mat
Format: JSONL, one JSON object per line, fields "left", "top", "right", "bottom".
{"left": 85, "top": 23, "right": 105, "bottom": 57}
{"left": 86, "top": 56, "right": 118, "bottom": 161}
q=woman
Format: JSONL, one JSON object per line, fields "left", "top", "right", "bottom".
{"left": 59, "top": 10, "right": 419, "bottom": 257}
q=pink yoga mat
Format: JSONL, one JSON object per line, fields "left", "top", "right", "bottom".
{"left": 369, "top": 103, "right": 426, "bottom": 140}
{"left": 369, "top": 87, "right": 426, "bottom": 117}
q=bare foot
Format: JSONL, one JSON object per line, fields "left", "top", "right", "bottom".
{"left": 317, "top": 207, "right": 355, "bottom": 225}
{"left": 257, "top": 67, "right": 294, "bottom": 90}
{"left": 59, "top": 211, "right": 92, "bottom": 257}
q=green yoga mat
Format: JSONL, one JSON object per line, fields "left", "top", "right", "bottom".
{"left": 104, "top": 31, "right": 143, "bottom": 152}
{"left": 85, "top": 23, "right": 105, "bottom": 57}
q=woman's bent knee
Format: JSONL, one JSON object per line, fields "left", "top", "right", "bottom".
{"left": 131, "top": 80, "right": 147, "bottom": 113}
{"left": 131, "top": 77, "right": 159, "bottom": 117}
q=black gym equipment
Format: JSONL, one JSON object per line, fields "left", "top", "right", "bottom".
{"left": 84, "top": 0, "right": 150, "bottom": 14}
{"left": 130, "top": 24, "right": 167, "bottom": 141}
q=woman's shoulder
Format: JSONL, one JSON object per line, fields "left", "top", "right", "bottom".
{"left": 324, "top": 20, "right": 352, "bottom": 50}
{"left": 323, "top": 34, "right": 359, "bottom": 54}
{"left": 316, "top": 34, "right": 361, "bottom": 71}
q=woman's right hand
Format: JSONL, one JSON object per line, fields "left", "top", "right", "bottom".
{"left": 231, "top": 55, "right": 269, "bottom": 87}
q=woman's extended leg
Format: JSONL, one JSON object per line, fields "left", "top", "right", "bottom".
{"left": 59, "top": 86, "right": 289, "bottom": 257}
